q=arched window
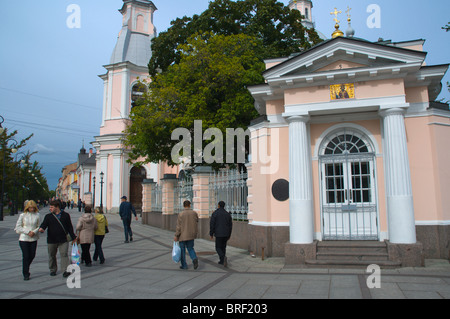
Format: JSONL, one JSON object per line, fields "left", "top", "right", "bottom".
{"left": 323, "top": 133, "right": 370, "bottom": 155}
{"left": 131, "top": 83, "right": 147, "bottom": 108}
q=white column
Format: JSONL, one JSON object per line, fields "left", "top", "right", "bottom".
{"left": 287, "top": 115, "right": 314, "bottom": 244}
{"left": 380, "top": 108, "right": 416, "bottom": 244}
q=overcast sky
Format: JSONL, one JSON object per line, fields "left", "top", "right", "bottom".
{"left": 0, "top": 0, "right": 449, "bottom": 190}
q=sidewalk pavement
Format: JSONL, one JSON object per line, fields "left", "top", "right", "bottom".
{"left": 1, "top": 208, "right": 449, "bottom": 300}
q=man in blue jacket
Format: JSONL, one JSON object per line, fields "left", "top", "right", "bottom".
{"left": 119, "top": 196, "right": 137, "bottom": 243}
{"left": 209, "top": 201, "right": 232, "bottom": 267}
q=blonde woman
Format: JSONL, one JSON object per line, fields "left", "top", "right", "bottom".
{"left": 15, "top": 200, "right": 40, "bottom": 280}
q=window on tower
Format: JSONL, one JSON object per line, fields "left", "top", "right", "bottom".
{"left": 305, "top": 8, "right": 309, "bottom": 20}
{"left": 131, "top": 83, "right": 147, "bottom": 108}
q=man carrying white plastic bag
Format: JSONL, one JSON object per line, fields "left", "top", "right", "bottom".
{"left": 173, "top": 200, "right": 199, "bottom": 270}
{"left": 172, "top": 241, "right": 181, "bottom": 263}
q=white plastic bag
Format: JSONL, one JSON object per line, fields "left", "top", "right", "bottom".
{"left": 71, "top": 243, "right": 81, "bottom": 265}
{"left": 172, "top": 241, "right": 181, "bottom": 263}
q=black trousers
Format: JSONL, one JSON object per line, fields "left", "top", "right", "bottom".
{"left": 19, "top": 241, "right": 37, "bottom": 277}
{"left": 93, "top": 235, "right": 105, "bottom": 262}
{"left": 80, "top": 243, "right": 92, "bottom": 265}
{"left": 215, "top": 237, "right": 229, "bottom": 263}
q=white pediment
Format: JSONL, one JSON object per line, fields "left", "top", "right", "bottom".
{"left": 263, "top": 37, "right": 426, "bottom": 81}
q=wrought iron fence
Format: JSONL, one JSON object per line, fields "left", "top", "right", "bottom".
{"left": 151, "top": 183, "right": 162, "bottom": 212}
{"left": 173, "top": 175, "right": 193, "bottom": 214}
{"left": 209, "top": 169, "right": 248, "bottom": 221}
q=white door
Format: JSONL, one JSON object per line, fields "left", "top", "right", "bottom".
{"left": 320, "top": 131, "right": 378, "bottom": 240}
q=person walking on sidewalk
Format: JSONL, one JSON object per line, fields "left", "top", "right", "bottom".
{"left": 93, "top": 207, "right": 108, "bottom": 264}
{"left": 14, "top": 200, "right": 40, "bottom": 280}
{"left": 39, "top": 200, "right": 77, "bottom": 278}
{"left": 119, "top": 196, "right": 137, "bottom": 243}
{"left": 76, "top": 206, "right": 98, "bottom": 267}
{"left": 174, "top": 200, "right": 199, "bottom": 270}
{"left": 210, "top": 201, "right": 233, "bottom": 267}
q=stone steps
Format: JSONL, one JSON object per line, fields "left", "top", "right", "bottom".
{"left": 306, "top": 241, "right": 402, "bottom": 269}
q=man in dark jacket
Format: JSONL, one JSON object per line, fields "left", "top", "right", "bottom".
{"left": 210, "top": 201, "right": 233, "bottom": 267}
{"left": 39, "top": 200, "right": 76, "bottom": 277}
{"left": 119, "top": 196, "right": 137, "bottom": 243}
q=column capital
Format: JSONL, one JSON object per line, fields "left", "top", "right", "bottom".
{"left": 286, "top": 114, "right": 310, "bottom": 124}
{"left": 379, "top": 107, "right": 407, "bottom": 118}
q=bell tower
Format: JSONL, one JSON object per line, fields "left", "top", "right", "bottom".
{"left": 289, "top": 0, "right": 314, "bottom": 29}
{"left": 92, "top": 0, "right": 158, "bottom": 213}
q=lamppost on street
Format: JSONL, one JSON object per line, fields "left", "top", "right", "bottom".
{"left": 99, "top": 171, "right": 104, "bottom": 210}
{"left": 92, "top": 175, "right": 96, "bottom": 208}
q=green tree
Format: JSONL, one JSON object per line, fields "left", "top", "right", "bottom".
{"left": 126, "top": 32, "right": 264, "bottom": 167}
{"left": 442, "top": 22, "right": 450, "bottom": 32}
{"left": 1, "top": 128, "right": 51, "bottom": 211}
{"left": 149, "top": 0, "right": 321, "bottom": 77}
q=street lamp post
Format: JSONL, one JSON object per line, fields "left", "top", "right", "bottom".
{"left": 99, "top": 172, "right": 104, "bottom": 210}
{"left": 92, "top": 175, "right": 96, "bottom": 208}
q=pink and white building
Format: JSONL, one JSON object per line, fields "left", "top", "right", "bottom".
{"left": 93, "top": 0, "right": 449, "bottom": 264}
{"left": 92, "top": 0, "right": 177, "bottom": 213}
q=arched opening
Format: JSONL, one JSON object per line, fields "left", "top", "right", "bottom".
{"left": 131, "top": 82, "right": 147, "bottom": 109}
{"left": 129, "top": 166, "right": 146, "bottom": 214}
{"left": 319, "top": 128, "right": 378, "bottom": 240}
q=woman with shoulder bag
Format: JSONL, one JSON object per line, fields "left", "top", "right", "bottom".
{"left": 75, "top": 206, "right": 98, "bottom": 267}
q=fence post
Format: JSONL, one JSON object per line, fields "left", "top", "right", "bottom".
{"left": 161, "top": 174, "right": 177, "bottom": 216}
{"left": 192, "top": 166, "right": 212, "bottom": 219}
{"left": 141, "top": 178, "right": 155, "bottom": 224}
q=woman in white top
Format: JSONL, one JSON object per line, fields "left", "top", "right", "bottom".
{"left": 14, "top": 200, "right": 40, "bottom": 280}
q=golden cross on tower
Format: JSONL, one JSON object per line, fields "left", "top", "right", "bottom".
{"left": 330, "top": 7, "right": 344, "bottom": 38}
{"left": 330, "top": 7, "right": 342, "bottom": 24}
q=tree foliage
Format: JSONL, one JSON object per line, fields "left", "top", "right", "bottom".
{"left": 126, "top": 32, "right": 265, "bottom": 167}
{"left": 148, "top": 0, "right": 321, "bottom": 76}
{"left": 0, "top": 128, "right": 50, "bottom": 209}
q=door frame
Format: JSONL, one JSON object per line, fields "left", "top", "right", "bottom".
{"left": 317, "top": 127, "right": 380, "bottom": 241}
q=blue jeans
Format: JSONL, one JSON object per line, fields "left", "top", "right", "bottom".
{"left": 122, "top": 218, "right": 133, "bottom": 241}
{"left": 179, "top": 240, "right": 197, "bottom": 269}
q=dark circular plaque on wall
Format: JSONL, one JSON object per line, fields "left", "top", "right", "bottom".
{"left": 272, "top": 179, "right": 289, "bottom": 201}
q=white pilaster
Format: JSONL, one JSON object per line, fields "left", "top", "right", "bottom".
{"left": 112, "top": 153, "right": 122, "bottom": 209}
{"left": 120, "top": 69, "right": 130, "bottom": 118}
{"left": 287, "top": 115, "right": 314, "bottom": 244}
{"left": 380, "top": 108, "right": 416, "bottom": 244}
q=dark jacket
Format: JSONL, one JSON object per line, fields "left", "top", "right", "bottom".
{"left": 210, "top": 207, "right": 233, "bottom": 238}
{"left": 39, "top": 211, "right": 76, "bottom": 244}
{"left": 119, "top": 201, "right": 136, "bottom": 220}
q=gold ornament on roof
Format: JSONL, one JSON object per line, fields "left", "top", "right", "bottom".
{"left": 330, "top": 7, "right": 344, "bottom": 38}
